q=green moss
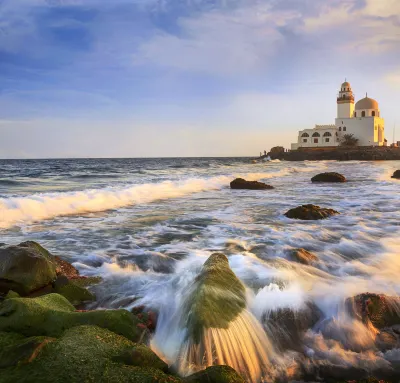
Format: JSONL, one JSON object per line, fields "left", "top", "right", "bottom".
{"left": 70, "top": 276, "right": 102, "bottom": 288}
{"left": 5, "top": 290, "right": 20, "bottom": 299}
{"left": 54, "top": 282, "right": 95, "bottom": 305}
{"left": 184, "top": 366, "right": 246, "bottom": 383}
{"left": 183, "top": 253, "right": 246, "bottom": 343}
{"left": 0, "top": 326, "right": 182, "bottom": 383}
{"left": 0, "top": 293, "right": 143, "bottom": 341}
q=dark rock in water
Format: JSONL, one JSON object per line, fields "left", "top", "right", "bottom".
{"left": 185, "top": 365, "right": 245, "bottom": 383}
{"left": 0, "top": 293, "right": 144, "bottom": 341}
{"left": 184, "top": 253, "right": 246, "bottom": 343}
{"left": 311, "top": 172, "right": 346, "bottom": 183}
{"left": 0, "top": 325, "right": 183, "bottom": 383}
{"left": 287, "top": 248, "right": 318, "bottom": 265}
{"left": 262, "top": 302, "right": 321, "bottom": 351}
{"left": 392, "top": 170, "right": 400, "bottom": 179}
{"left": 0, "top": 241, "right": 57, "bottom": 295}
{"left": 284, "top": 204, "right": 339, "bottom": 220}
{"left": 346, "top": 293, "right": 400, "bottom": 329}
{"left": 230, "top": 178, "right": 274, "bottom": 190}
{"left": 54, "top": 256, "right": 79, "bottom": 278}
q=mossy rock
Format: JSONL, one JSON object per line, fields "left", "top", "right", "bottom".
{"left": 185, "top": 365, "right": 245, "bottom": 383}
{"left": 0, "top": 326, "right": 182, "bottom": 383}
{"left": 0, "top": 293, "right": 144, "bottom": 341}
{"left": 183, "top": 253, "right": 246, "bottom": 343}
{"left": 54, "top": 280, "right": 95, "bottom": 306}
{"left": 114, "top": 344, "right": 168, "bottom": 372}
{"left": 287, "top": 248, "right": 318, "bottom": 265}
{"left": 0, "top": 241, "right": 57, "bottom": 295}
{"left": 0, "top": 331, "right": 54, "bottom": 368}
{"left": 284, "top": 204, "right": 339, "bottom": 220}
{"left": 311, "top": 172, "right": 346, "bottom": 183}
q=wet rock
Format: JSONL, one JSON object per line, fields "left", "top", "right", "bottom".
{"left": 287, "top": 248, "right": 318, "bottom": 265}
{"left": 284, "top": 204, "right": 339, "bottom": 220}
{"left": 346, "top": 293, "right": 400, "bottom": 329}
{"left": 230, "top": 178, "right": 274, "bottom": 190}
{"left": 0, "top": 325, "right": 183, "bottom": 383}
{"left": 262, "top": 302, "right": 321, "bottom": 351}
{"left": 0, "top": 293, "right": 144, "bottom": 341}
{"left": 54, "top": 256, "right": 79, "bottom": 278}
{"left": 0, "top": 241, "right": 57, "bottom": 295}
{"left": 311, "top": 172, "right": 346, "bottom": 183}
{"left": 392, "top": 170, "right": 400, "bottom": 179}
{"left": 376, "top": 329, "right": 399, "bottom": 351}
{"left": 184, "top": 253, "right": 246, "bottom": 343}
{"left": 185, "top": 365, "right": 245, "bottom": 383}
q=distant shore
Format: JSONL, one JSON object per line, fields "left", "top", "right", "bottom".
{"left": 266, "top": 146, "right": 400, "bottom": 161}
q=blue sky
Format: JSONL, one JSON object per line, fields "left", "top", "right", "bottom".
{"left": 0, "top": 0, "right": 399, "bottom": 158}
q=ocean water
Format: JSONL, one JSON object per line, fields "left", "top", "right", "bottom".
{"left": 1, "top": 157, "right": 400, "bottom": 380}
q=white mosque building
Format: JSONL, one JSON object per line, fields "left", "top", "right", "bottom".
{"left": 291, "top": 80, "right": 385, "bottom": 150}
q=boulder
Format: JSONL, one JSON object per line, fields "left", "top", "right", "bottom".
{"left": 346, "top": 293, "right": 400, "bottom": 329}
{"left": 185, "top": 365, "right": 245, "bottom": 383}
{"left": 284, "top": 204, "right": 339, "bottom": 220}
{"left": 0, "top": 325, "right": 183, "bottom": 383}
{"left": 54, "top": 256, "right": 79, "bottom": 278}
{"left": 311, "top": 172, "right": 346, "bottom": 183}
{"left": 391, "top": 170, "right": 400, "bottom": 179}
{"left": 0, "top": 293, "right": 144, "bottom": 341}
{"left": 230, "top": 178, "right": 274, "bottom": 190}
{"left": 287, "top": 248, "right": 318, "bottom": 265}
{"left": 183, "top": 253, "right": 246, "bottom": 343}
{"left": 0, "top": 241, "right": 57, "bottom": 295}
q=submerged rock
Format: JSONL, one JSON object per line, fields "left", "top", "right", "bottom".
{"left": 0, "top": 241, "right": 57, "bottom": 295}
{"left": 184, "top": 365, "right": 245, "bottom": 383}
{"left": 311, "top": 172, "right": 346, "bottom": 183}
{"left": 0, "top": 325, "right": 182, "bottom": 383}
{"left": 230, "top": 178, "right": 274, "bottom": 190}
{"left": 284, "top": 204, "right": 339, "bottom": 220}
{"left": 346, "top": 293, "right": 400, "bottom": 329}
{"left": 392, "top": 170, "right": 400, "bottom": 179}
{"left": 287, "top": 248, "right": 318, "bottom": 265}
{"left": 184, "top": 253, "right": 246, "bottom": 343}
{"left": 0, "top": 293, "right": 144, "bottom": 341}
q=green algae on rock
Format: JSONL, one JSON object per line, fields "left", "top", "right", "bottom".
{"left": 0, "top": 326, "right": 182, "bottom": 383}
{"left": 184, "top": 365, "right": 246, "bottom": 383}
{"left": 183, "top": 253, "right": 246, "bottom": 343}
{"left": 0, "top": 241, "right": 57, "bottom": 295}
{"left": 0, "top": 293, "right": 143, "bottom": 341}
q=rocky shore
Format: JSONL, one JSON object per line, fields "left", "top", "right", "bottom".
{"left": 266, "top": 146, "right": 400, "bottom": 161}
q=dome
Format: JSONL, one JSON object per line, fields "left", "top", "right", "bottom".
{"left": 355, "top": 97, "right": 379, "bottom": 110}
{"left": 341, "top": 81, "right": 351, "bottom": 88}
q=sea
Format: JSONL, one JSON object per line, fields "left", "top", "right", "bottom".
{"left": 0, "top": 157, "right": 399, "bottom": 381}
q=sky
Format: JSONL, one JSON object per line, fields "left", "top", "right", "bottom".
{"left": 0, "top": 0, "right": 399, "bottom": 158}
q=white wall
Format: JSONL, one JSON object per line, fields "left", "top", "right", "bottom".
{"left": 335, "top": 117, "right": 385, "bottom": 146}
{"left": 295, "top": 128, "right": 339, "bottom": 148}
{"left": 337, "top": 102, "right": 355, "bottom": 119}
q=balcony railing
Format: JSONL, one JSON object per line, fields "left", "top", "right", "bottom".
{"left": 337, "top": 95, "right": 354, "bottom": 102}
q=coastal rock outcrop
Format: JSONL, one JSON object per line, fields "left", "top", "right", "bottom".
{"left": 392, "top": 170, "right": 400, "bottom": 179}
{"left": 287, "top": 248, "right": 318, "bottom": 265}
{"left": 0, "top": 242, "right": 57, "bottom": 295}
{"left": 284, "top": 204, "right": 339, "bottom": 220}
{"left": 311, "top": 172, "right": 346, "bottom": 183}
{"left": 184, "top": 365, "right": 246, "bottom": 383}
{"left": 230, "top": 178, "right": 274, "bottom": 190}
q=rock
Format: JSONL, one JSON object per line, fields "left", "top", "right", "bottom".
{"left": 0, "top": 325, "right": 183, "bottom": 383}
{"left": 230, "top": 178, "right": 274, "bottom": 190}
{"left": 184, "top": 253, "right": 246, "bottom": 343}
{"left": 287, "top": 248, "right": 318, "bottom": 265}
{"left": 0, "top": 331, "right": 54, "bottom": 368}
{"left": 346, "top": 293, "right": 400, "bottom": 329}
{"left": 0, "top": 241, "right": 57, "bottom": 295}
{"left": 114, "top": 344, "right": 168, "bottom": 372}
{"left": 0, "top": 293, "right": 144, "bottom": 341}
{"left": 284, "top": 204, "right": 339, "bottom": 220}
{"left": 54, "top": 256, "right": 79, "bottom": 278}
{"left": 185, "top": 365, "right": 246, "bottom": 383}
{"left": 53, "top": 280, "right": 95, "bottom": 306}
{"left": 311, "top": 172, "right": 346, "bottom": 183}
{"left": 391, "top": 170, "right": 400, "bottom": 179}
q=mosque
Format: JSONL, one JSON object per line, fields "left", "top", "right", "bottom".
{"left": 291, "top": 80, "right": 386, "bottom": 150}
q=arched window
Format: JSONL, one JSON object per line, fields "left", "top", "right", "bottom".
{"left": 372, "top": 111, "right": 375, "bottom": 117}
{"left": 323, "top": 132, "right": 332, "bottom": 137}
{"left": 339, "top": 127, "right": 342, "bottom": 131}
{"left": 343, "top": 127, "right": 346, "bottom": 131}
{"left": 354, "top": 112, "right": 357, "bottom": 117}
{"left": 362, "top": 111, "right": 366, "bottom": 117}
{"left": 301, "top": 133, "right": 309, "bottom": 137}
{"left": 312, "top": 132, "right": 320, "bottom": 137}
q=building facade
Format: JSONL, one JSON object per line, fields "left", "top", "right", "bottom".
{"left": 291, "top": 81, "right": 385, "bottom": 150}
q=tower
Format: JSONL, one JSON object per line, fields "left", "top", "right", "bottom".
{"left": 337, "top": 80, "right": 355, "bottom": 118}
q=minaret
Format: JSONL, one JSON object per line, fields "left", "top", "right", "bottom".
{"left": 337, "top": 80, "right": 355, "bottom": 118}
